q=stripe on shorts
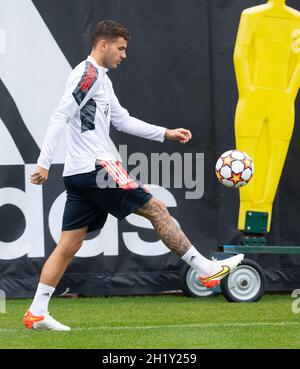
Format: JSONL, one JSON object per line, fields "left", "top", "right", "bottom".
{"left": 98, "top": 160, "right": 139, "bottom": 190}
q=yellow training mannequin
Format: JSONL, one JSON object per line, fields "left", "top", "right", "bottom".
{"left": 234, "top": 0, "right": 300, "bottom": 232}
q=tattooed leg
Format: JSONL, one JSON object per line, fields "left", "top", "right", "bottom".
{"left": 134, "top": 197, "right": 192, "bottom": 256}
{"left": 135, "top": 197, "right": 244, "bottom": 284}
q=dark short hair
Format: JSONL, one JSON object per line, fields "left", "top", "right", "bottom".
{"left": 91, "top": 20, "right": 131, "bottom": 48}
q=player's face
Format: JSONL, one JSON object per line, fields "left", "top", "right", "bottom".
{"left": 103, "top": 37, "right": 127, "bottom": 69}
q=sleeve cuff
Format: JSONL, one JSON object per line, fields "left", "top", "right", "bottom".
{"left": 159, "top": 127, "right": 167, "bottom": 142}
{"left": 37, "top": 158, "right": 51, "bottom": 171}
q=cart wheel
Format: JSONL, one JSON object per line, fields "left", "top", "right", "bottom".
{"left": 220, "top": 259, "right": 265, "bottom": 302}
{"left": 180, "top": 264, "right": 219, "bottom": 297}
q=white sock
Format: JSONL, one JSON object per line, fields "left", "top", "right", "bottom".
{"left": 29, "top": 283, "right": 55, "bottom": 316}
{"left": 181, "top": 246, "right": 214, "bottom": 277}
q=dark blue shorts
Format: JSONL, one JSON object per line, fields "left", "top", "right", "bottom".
{"left": 62, "top": 161, "right": 152, "bottom": 233}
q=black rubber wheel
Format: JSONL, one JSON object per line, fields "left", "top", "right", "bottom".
{"left": 180, "top": 264, "right": 219, "bottom": 298}
{"left": 220, "top": 258, "right": 265, "bottom": 302}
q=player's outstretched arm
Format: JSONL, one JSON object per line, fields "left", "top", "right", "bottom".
{"left": 164, "top": 128, "right": 192, "bottom": 144}
{"left": 30, "top": 166, "right": 49, "bottom": 185}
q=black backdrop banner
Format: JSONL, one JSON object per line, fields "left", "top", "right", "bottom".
{"left": 1, "top": 0, "right": 300, "bottom": 298}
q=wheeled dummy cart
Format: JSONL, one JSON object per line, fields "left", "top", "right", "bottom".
{"left": 180, "top": 0, "right": 300, "bottom": 302}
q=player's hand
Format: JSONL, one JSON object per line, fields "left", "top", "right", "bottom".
{"left": 165, "top": 128, "right": 192, "bottom": 144}
{"left": 30, "top": 166, "right": 49, "bottom": 185}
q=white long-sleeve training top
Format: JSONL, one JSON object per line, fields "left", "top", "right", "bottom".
{"left": 37, "top": 56, "right": 167, "bottom": 176}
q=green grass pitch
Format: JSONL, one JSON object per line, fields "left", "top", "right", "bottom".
{"left": 0, "top": 293, "right": 299, "bottom": 349}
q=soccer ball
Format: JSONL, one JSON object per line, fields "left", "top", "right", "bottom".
{"left": 215, "top": 150, "right": 254, "bottom": 188}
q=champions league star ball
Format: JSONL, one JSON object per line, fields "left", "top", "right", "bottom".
{"left": 215, "top": 150, "right": 254, "bottom": 189}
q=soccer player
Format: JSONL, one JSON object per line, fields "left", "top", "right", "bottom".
{"left": 23, "top": 20, "right": 243, "bottom": 331}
